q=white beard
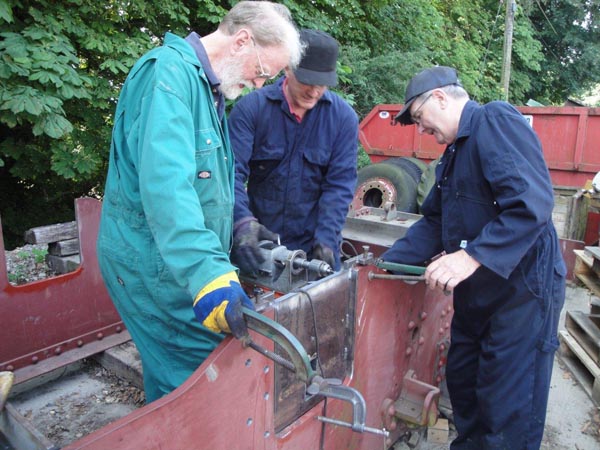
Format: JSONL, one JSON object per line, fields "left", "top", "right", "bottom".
{"left": 213, "top": 55, "right": 253, "bottom": 100}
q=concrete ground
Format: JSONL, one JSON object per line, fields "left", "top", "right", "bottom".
{"left": 410, "top": 282, "right": 600, "bottom": 450}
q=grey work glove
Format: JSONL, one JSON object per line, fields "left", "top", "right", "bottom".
{"left": 231, "top": 218, "right": 278, "bottom": 275}
{"left": 312, "top": 243, "right": 335, "bottom": 269}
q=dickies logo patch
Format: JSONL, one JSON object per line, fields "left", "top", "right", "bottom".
{"left": 198, "top": 171, "right": 212, "bottom": 179}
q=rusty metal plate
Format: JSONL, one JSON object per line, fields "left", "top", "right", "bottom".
{"left": 272, "top": 272, "right": 355, "bottom": 432}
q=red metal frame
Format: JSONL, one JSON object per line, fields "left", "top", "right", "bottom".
{"left": 0, "top": 198, "right": 128, "bottom": 384}
{"left": 359, "top": 104, "right": 600, "bottom": 188}
{"left": 64, "top": 267, "right": 452, "bottom": 450}
{"left": 2, "top": 198, "right": 452, "bottom": 449}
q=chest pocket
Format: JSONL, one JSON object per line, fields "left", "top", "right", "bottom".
{"left": 443, "top": 178, "right": 499, "bottom": 247}
{"left": 194, "top": 128, "right": 230, "bottom": 209}
{"left": 249, "top": 144, "right": 286, "bottom": 186}
{"left": 301, "top": 145, "right": 330, "bottom": 200}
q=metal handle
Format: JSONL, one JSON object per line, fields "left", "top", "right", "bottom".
{"left": 375, "top": 260, "right": 426, "bottom": 275}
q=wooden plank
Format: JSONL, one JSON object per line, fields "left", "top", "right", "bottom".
{"left": 48, "top": 238, "right": 80, "bottom": 256}
{"left": 575, "top": 249, "right": 594, "bottom": 268}
{"left": 564, "top": 191, "right": 589, "bottom": 241}
{"left": 565, "top": 311, "right": 600, "bottom": 364}
{"left": 584, "top": 246, "right": 600, "bottom": 278}
{"left": 24, "top": 221, "right": 77, "bottom": 244}
{"left": 558, "top": 330, "right": 600, "bottom": 406}
{"left": 592, "top": 297, "right": 600, "bottom": 316}
{"left": 575, "top": 272, "right": 600, "bottom": 299}
{"left": 93, "top": 341, "right": 143, "bottom": 391}
{"left": 574, "top": 249, "right": 594, "bottom": 278}
{"left": 45, "top": 254, "right": 80, "bottom": 274}
{"left": 585, "top": 246, "right": 600, "bottom": 260}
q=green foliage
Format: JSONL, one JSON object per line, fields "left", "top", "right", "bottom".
{"left": 524, "top": 0, "right": 600, "bottom": 104}
{"left": 357, "top": 145, "right": 371, "bottom": 170}
{"left": 32, "top": 246, "right": 47, "bottom": 264}
{"left": 0, "top": 0, "right": 209, "bottom": 247}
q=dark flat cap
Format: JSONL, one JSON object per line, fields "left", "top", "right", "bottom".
{"left": 294, "top": 29, "right": 339, "bottom": 87}
{"left": 395, "top": 66, "right": 461, "bottom": 125}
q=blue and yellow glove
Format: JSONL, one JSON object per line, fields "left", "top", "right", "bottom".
{"left": 193, "top": 272, "right": 255, "bottom": 339}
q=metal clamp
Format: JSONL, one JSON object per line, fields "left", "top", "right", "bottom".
{"left": 242, "top": 307, "right": 316, "bottom": 383}
{"left": 309, "top": 376, "right": 388, "bottom": 437}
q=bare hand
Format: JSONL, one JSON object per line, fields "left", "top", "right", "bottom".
{"left": 424, "top": 250, "right": 480, "bottom": 294}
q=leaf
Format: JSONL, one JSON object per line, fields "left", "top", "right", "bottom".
{"left": 0, "top": 2, "right": 13, "bottom": 23}
{"left": 3, "top": 95, "right": 27, "bottom": 113}
{"left": 24, "top": 97, "right": 43, "bottom": 115}
{"left": 0, "top": 110, "right": 17, "bottom": 127}
{"left": 58, "top": 84, "right": 74, "bottom": 99}
{"left": 99, "top": 59, "right": 130, "bottom": 75}
{"left": 42, "top": 114, "right": 73, "bottom": 139}
{"left": 29, "top": 70, "right": 64, "bottom": 88}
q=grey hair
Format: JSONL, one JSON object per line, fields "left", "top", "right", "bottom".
{"left": 416, "top": 84, "right": 469, "bottom": 103}
{"left": 219, "top": 1, "right": 303, "bottom": 68}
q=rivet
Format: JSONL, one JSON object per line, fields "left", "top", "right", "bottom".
{"left": 116, "top": 326, "right": 122, "bottom": 332}
{"left": 418, "top": 337, "right": 425, "bottom": 345}
{"left": 264, "top": 431, "right": 271, "bottom": 438}
{"left": 263, "top": 392, "right": 269, "bottom": 400}
{"left": 245, "top": 359, "right": 252, "bottom": 367}
{"left": 246, "top": 418, "right": 253, "bottom": 426}
{"left": 444, "top": 322, "right": 450, "bottom": 329}
{"left": 439, "top": 344, "right": 446, "bottom": 352}
{"left": 96, "top": 333, "right": 104, "bottom": 340}
{"left": 6, "top": 365, "right": 14, "bottom": 371}
{"left": 55, "top": 347, "right": 62, "bottom": 355}
{"left": 436, "top": 375, "right": 442, "bottom": 383}
{"left": 408, "top": 321, "right": 416, "bottom": 330}
{"left": 439, "top": 328, "right": 445, "bottom": 335}
{"left": 438, "top": 360, "right": 444, "bottom": 368}
{"left": 420, "top": 312, "right": 427, "bottom": 321}
{"left": 405, "top": 348, "right": 412, "bottom": 356}
{"left": 77, "top": 340, "right": 84, "bottom": 347}
{"left": 206, "top": 139, "right": 212, "bottom": 145}
{"left": 263, "top": 365, "right": 269, "bottom": 374}
{"left": 31, "top": 356, "right": 39, "bottom": 363}
{"left": 441, "top": 310, "right": 447, "bottom": 317}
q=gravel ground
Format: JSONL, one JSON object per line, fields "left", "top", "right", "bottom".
{"left": 12, "top": 360, "right": 145, "bottom": 448}
{"left": 4, "top": 244, "right": 59, "bottom": 285}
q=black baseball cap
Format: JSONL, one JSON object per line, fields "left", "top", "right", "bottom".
{"left": 395, "top": 66, "right": 462, "bottom": 125}
{"left": 293, "top": 29, "right": 339, "bottom": 87}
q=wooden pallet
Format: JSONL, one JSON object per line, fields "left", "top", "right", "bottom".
{"left": 574, "top": 248, "right": 600, "bottom": 298}
{"left": 565, "top": 310, "right": 600, "bottom": 365}
{"left": 558, "top": 330, "right": 600, "bottom": 406}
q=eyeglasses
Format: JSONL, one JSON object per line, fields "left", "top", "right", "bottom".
{"left": 251, "top": 37, "right": 276, "bottom": 80}
{"left": 410, "top": 93, "right": 433, "bottom": 125}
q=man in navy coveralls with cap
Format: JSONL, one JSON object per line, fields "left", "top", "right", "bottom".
{"left": 228, "top": 29, "right": 358, "bottom": 273}
{"left": 379, "top": 66, "right": 566, "bottom": 449}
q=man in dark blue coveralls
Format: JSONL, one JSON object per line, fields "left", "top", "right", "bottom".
{"left": 229, "top": 29, "right": 358, "bottom": 273}
{"left": 379, "top": 66, "right": 566, "bottom": 450}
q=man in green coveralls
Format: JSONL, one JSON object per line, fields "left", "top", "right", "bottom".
{"left": 97, "top": 1, "right": 303, "bottom": 403}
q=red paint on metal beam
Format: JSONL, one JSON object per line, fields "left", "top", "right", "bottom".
{"left": 0, "top": 198, "right": 126, "bottom": 382}
{"left": 63, "top": 266, "right": 451, "bottom": 450}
